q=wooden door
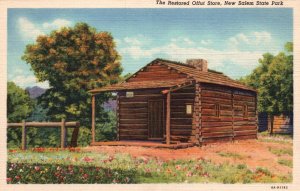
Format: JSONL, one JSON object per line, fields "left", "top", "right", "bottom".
{"left": 148, "top": 100, "right": 164, "bottom": 139}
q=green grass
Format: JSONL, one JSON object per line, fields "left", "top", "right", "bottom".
{"left": 278, "top": 159, "right": 293, "bottom": 168}
{"left": 268, "top": 147, "right": 293, "bottom": 157}
{"left": 258, "top": 132, "right": 293, "bottom": 145}
{"left": 217, "top": 152, "right": 246, "bottom": 160}
{"left": 7, "top": 148, "right": 292, "bottom": 183}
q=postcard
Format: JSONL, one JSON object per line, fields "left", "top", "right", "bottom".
{"left": 0, "top": 0, "right": 299, "bottom": 191}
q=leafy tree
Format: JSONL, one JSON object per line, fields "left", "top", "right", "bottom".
{"left": 22, "top": 23, "right": 123, "bottom": 144}
{"left": 7, "top": 82, "right": 34, "bottom": 147}
{"left": 7, "top": 82, "right": 34, "bottom": 122}
{"left": 240, "top": 42, "right": 293, "bottom": 133}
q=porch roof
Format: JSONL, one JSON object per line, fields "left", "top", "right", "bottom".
{"left": 89, "top": 78, "right": 191, "bottom": 94}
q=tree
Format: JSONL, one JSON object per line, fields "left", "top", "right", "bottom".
{"left": 7, "top": 82, "right": 34, "bottom": 122}
{"left": 22, "top": 23, "right": 123, "bottom": 144}
{"left": 240, "top": 42, "right": 293, "bottom": 133}
{"left": 7, "top": 82, "right": 35, "bottom": 147}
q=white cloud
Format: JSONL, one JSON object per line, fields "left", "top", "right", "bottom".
{"left": 124, "top": 37, "right": 143, "bottom": 46}
{"left": 12, "top": 74, "right": 49, "bottom": 89}
{"left": 200, "top": 39, "right": 212, "bottom": 45}
{"left": 228, "top": 31, "right": 272, "bottom": 48}
{"left": 18, "top": 17, "right": 72, "bottom": 41}
{"left": 18, "top": 17, "right": 44, "bottom": 40}
{"left": 171, "top": 37, "right": 195, "bottom": 45}
{"left": 42, "top": 19, "right": 72, "bottom": 31}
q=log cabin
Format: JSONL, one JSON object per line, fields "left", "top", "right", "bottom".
{"left": 89, "top": 58, "right": 257, "bottom": 148}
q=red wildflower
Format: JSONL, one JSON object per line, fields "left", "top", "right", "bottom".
{"left": 175, "top": 165, "right": 181, "bottom": 170}
{"left": 6, "top": 177, "right": 12, "bottom": 182}
{"left": 83, "top": 156, "right": 94, "bottom": 162}
{"left": 202, "top": 172, "right": 210, "bottom": 178}
{"left": 15, "top": 175, "right": 21, "bottom": 180}
{"left": 82, "top": 173, "right": 89, "bottom": 179}
{"left": 186, "top": 171, "right": 193, "bottom": 177}
{"left": 34, "top": 166, "right": 40, "bottom": 171}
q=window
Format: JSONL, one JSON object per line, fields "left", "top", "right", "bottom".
{"left": 186, "top": 104, "right": 192, "bottom": 114}
{"left": 243, "top": 104, "right": 248, "bottom": 118}
{"left": 215, "top": 103, "right": 220, "bottom": 117}
{"left": 126, "top": 91, "right": 134, "bottom": 98}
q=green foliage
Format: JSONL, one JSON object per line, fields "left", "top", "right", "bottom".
{"left": 7, "top": 82, "right": 34, "bottom": 122}
{"left": 7, "top": 150, "right": 292, "bottom": 183}
{"left": 22, "top": 22, "right": 123, "bottom": 128}
{"left": 240, "top": 42, "right": 293, "bottom": 115}
{"left": 278, "top": 159, "right": 293, "bottom": 168}
{"left": 7, "top": 82, "right": 35, "bottom": 148}
{"left": 268, "top": 147, "right": 293, "bottom": 157}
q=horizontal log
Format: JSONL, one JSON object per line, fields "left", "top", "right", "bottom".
{"left": 233, "top": 126, "right": 257, "bottom": 131}
{"left": 202, "top": 132, "right": 233, "bottom": 138}
{"left": 234, "top": 130, "right": 257, "bottom": 136}
{"left": 7, "top": 121, "right": 79, "bottom": 128}
{"left": 171, "top": 120, "right": 193, "bottom": 126}
{"left": 119, "top": 113, "right": 148, "bottom": 119}
{"left": 171, "top": 112, "right": 189, "bottom": 118}
{"left": 119, "top": 135, "right": 148, "bottom": 140}
{"left": 201, "top": 84, "right": 232, "bottom": 94}
{"left": 202, "top": 103, "right": 232, "bottom": 110}
{"left": 171, "top": 129, "right": 192, "bottom": 136}
{"left": 119, "top": 103, "right": 147, "bottom": 108}
{"left": 233, "top": 117, "right": 256, "bottom": 121}
{"left": 233, "top": 94, "right": 255, "bottom": 102}
{"left": 119, "top": 108, "right": 148, "bottom": 113}
{"left": 202, "top": 91, "right": 232, "bottom": 99}
{"left": 119, "top": 123, "right": 147, "bottom": 127}
{"left": 119, "top": 119, "right": 147, "bottom": 124}
{"left": 202, "top": 121, "right": 232, "bottom": 128}
{"left": 119, "top": 129, "right": 148, "bottom": 136}
{"left": 234, "top": 121, "right": 256, "bottom": 126}
{"left": 171, "top": 124, "right": 192, "bottom": 129}
{"left": 201, "top": 126, "right": 233, "bottom": 133}
{"left": 233, "top": 134, "right": 257, "bottom": 140}
{"left": 202, "top": 98, "right": 232, "bottom": 105}
{"left": 202, "top": 116, "right": 232, "bottom": 122}
{"left": 233, "top": 100, "right": 255, "bottom": 107}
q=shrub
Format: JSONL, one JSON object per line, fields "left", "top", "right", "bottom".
{"left": 278, "top": 159, "right": 293, "bottom": 168}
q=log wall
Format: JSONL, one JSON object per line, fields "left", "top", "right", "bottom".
{"left": 232, "top": 89, "right": 257, "bottom": 140}
{"left": 118, "top": 89, "right": 165, "bottom": 140}
{"left": 170, "top": 85, "right": 195, "bottom": 142}
{"left": 199, "top": 83, "right": 257, "bottom": 144}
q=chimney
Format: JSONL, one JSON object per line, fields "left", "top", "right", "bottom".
{"left": 186, "top": 59, "right": 208, "bottom": 72}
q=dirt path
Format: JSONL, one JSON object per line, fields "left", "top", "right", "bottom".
{"left": 84, "top": 139, "right": 293, "bottom": 175}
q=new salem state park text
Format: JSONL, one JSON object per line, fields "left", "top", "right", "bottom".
{"left": 156, "top": 1, "right": 284, "bottom": 6}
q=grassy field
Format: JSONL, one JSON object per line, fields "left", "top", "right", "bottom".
{"left": 7, "top": 133, "right": 293, "bottom": 184}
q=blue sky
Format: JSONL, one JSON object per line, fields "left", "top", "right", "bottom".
{"left": 8, "top": 8, "right": 293, "bottom": 88}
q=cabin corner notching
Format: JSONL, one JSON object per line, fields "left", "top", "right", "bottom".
{"left": 90, "top": 58, "right": 257, "bottom": 146}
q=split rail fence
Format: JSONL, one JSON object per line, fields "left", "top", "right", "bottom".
{"left": 7, "top": 119, "right": 80, "bottom": 150}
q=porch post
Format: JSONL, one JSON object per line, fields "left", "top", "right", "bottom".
{"left": 91, "top": 94, "right": 96, "bottom": 143}
{"left": 166, "top": 91, "right": 171, "bottom": 145}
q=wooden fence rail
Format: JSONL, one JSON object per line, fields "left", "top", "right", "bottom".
{"left": 7, "top": 119, "right": 80, "bottom": 150}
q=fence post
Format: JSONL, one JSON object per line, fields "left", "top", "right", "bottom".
{"left": 61, "top": 119, "right": 66, "bottom": 148}
{"left": 21, "top": 120, "right": 27, "bottom": 150}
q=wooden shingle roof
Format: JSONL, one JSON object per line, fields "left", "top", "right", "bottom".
{"left": 90, "top": 58, "right": 255, "bottom": 94}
